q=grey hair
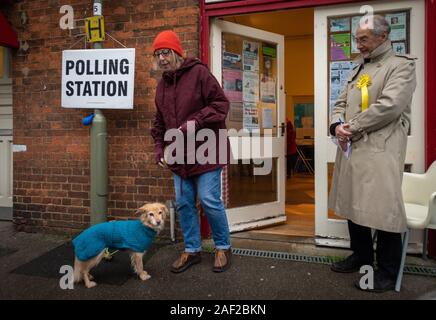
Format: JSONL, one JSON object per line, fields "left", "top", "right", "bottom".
{"left": 360, "top": 15, "right": 391, "bottom": 37}
{"left": 173, "top": 50, "right": 184, "bottom": 65}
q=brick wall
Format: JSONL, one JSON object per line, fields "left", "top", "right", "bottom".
{"left": 5, "top": 0, "right": 199, "bottom": 236}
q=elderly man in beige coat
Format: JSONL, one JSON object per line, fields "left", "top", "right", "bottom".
{"left": 329, "top": 15, "right": 417, "bottom": 292}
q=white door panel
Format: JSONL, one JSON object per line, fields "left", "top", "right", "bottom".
{"left": 210, "top": 19, "right": 286, "bottom": 231}
{"left": 0, "top": 48, "right": 13, "bottom": 214}
{"left": 0, "top": 136, "right": 13, "bottom": 207}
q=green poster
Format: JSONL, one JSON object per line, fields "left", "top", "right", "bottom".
{"left": 330, "top": 33, "right": 351, "bottom": 61}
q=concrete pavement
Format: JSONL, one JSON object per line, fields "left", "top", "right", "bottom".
{"left": 1, "top": 221, "right": 435, "bottom": 300}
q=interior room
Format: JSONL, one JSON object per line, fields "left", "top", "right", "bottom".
{"left": 222, "top": 8, "right": 318, "bottom": 239}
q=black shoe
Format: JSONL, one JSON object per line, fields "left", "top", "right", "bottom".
{"left": 331, "top": 254, "right": 372, "bottom": 273}
{"left": 354, "top": 271, "right": 396, "bottom": 293}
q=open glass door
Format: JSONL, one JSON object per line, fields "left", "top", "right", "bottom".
{"left": 210, "top": 19, "right": 286, "bottom": 232}
{"left": 314, "top": 0, "right": 425, "bottom": 246}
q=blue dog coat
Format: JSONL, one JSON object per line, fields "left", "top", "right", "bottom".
{"left": 72, "top": 220, "right": 157, "bottom": 261}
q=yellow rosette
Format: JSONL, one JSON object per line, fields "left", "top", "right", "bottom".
{"left": 356, "top": 74, "right": 372, "bottom": 112}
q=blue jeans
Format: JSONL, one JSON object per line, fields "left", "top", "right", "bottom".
{"left": 173, "top": 168, "right": 231, "bottom": 253}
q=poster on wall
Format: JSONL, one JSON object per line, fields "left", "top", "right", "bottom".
{"left": 329, "top": 61, "right": 354, "bottom": 115}
{"left": 243, "top": 102, "right": 259, "bottom": 132}
{"left": 262, "top": 107, "right": 273, "bottom": 129}
{"left": 223, "top": 51, "right": 242, "bottom": 70}
{"left": 262, "top": 45, "right": 276, "bottom": 58}
{"left": 351, "top": 16, "right": 362, "bottom": 54}
{"left": 330, "top": 17, "right": 350, "bottom": 32}
{"left": 223, "top": 69, "right": 243, "bottom": 102}
{"left": 229, "top": 102, "right": 243, "bottom": 123}
{"left": 386, "top": 12, "right": 407, "bottom": 41}
{"left": 243, "top": 71, "right": 259, "bottom": 102}
{"left": 330, "top": 33, "right": 351, "bottom": 60}
{"left": 260, "top": 56, "right": 275, "bottom": 103}
{"left": 260, "top": 76, "right": 275, "bottom": 103}
{"left": 243, "top": 40, "right": 259, "bottom": 72}
{"left": 294, "top": 102, "right": 314, "bottom": 131}
{"left": 392, "top": 41, "right": 407, "bottom": 55}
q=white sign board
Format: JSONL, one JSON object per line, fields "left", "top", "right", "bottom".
{"left": 61, "top": 48, "right": 135, "bottom": 109}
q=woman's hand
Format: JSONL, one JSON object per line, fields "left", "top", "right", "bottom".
{"left": 158, "top": 157, "right": 168, "bottom": 168}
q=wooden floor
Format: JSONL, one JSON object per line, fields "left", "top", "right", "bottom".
{"left": 249, "top": 174, "right": 315, "bottom": 237}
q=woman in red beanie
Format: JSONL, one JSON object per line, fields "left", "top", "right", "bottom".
{"left": 150, "top": 30, "right": 232, "bottom": 273}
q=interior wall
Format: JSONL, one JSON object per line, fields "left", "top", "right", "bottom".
{"left": 285, "top": 36, "right": 314, "bottom": 124}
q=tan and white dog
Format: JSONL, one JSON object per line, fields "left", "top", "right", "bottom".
{"left": 72, "top": 203, "right": 167, "bottom": 288}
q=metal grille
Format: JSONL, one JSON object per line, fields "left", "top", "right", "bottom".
{"left": 232, "top": 248, "right": 436, "bottom": 277}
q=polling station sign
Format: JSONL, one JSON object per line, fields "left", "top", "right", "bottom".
{"left": 61, "top": 48, "right": 135, "bottom": 109}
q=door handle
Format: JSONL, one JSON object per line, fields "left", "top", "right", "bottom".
{"left": 279, "top": 122, "right": 286, "bottom": 136}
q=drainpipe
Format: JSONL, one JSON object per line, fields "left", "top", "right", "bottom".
{"left": 167, "top": 200, "right": 176, "bottom": 242}
{"left": 90, "top": 0, "right": 108, "bottom": 225}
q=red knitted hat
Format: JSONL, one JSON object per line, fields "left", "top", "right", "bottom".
{"left": 152, "top": 30, "right": 184, "bottom": 57}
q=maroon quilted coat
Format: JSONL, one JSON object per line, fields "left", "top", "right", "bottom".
{"left": 151, "top": 58, "right": 230, "bottom": 178}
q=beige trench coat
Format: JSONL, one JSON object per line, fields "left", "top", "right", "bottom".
{"left": 329, "top": 40, "right": 417, "bottom": 233}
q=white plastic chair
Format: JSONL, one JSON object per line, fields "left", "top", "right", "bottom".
{"left": 396, "top": 161, "right": 436, "bottom": 292}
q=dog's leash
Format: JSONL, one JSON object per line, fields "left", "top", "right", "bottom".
{"left": 103, "top": 248, "right": 119, "bottom": 260}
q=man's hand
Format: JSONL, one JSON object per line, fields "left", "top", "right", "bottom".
{"left": 335, "top": 123, "right": 353, "bottom": 139}
{"left": 338, "top": 139, "right": 348, "bottom": 152}
{"left": 335, "top": 123, "right": 352, "bottom": 152}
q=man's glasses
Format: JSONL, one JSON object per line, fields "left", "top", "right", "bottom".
{"left": 153, "top": 49, "right": 171, "bottom": 58}
{"left": 352, "top": 36, "right": 370, "bottom": 45}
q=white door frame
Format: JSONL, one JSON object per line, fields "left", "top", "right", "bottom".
{"left": 210, "top": 19, "right": 286, "bottom": 232}
{"left": 0, "top": 46, "right": 13, "bottom": 220}
{"left": 0, "top": 136, "right": 13, "bottom": 206}
{"left": 314, "top": 0, "right": 425, "bottom": 245}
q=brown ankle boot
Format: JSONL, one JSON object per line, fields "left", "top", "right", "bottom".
{"left": 171, "top": 252, "right": 201, "bottom": 273}
{"left": 213, "top": 248, "right": 232, "bottom": 273}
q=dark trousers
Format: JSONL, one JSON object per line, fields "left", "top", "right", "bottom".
{"left": 348, "top": 220, "right": 402, "bottom": 279}
{"left": 287, "top": 154, "right": 297, "bottom": 176}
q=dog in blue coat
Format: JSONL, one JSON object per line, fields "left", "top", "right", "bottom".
{"left": 72, "top": 202, "right": 168, "bottom": 288}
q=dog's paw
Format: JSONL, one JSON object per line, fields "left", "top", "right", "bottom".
{"left": 139, "top": 272, "right": 151, "bottom": 281}
{"left": 86, "top": 281, "right": 97, "bottom": 288}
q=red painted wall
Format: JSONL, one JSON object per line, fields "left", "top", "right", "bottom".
{"left": 425, "top": 0, "right": 436, "bottom": 258}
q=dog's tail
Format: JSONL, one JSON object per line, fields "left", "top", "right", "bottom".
{"left": 73, "top": 258, "right": 82, "bottom": 283}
